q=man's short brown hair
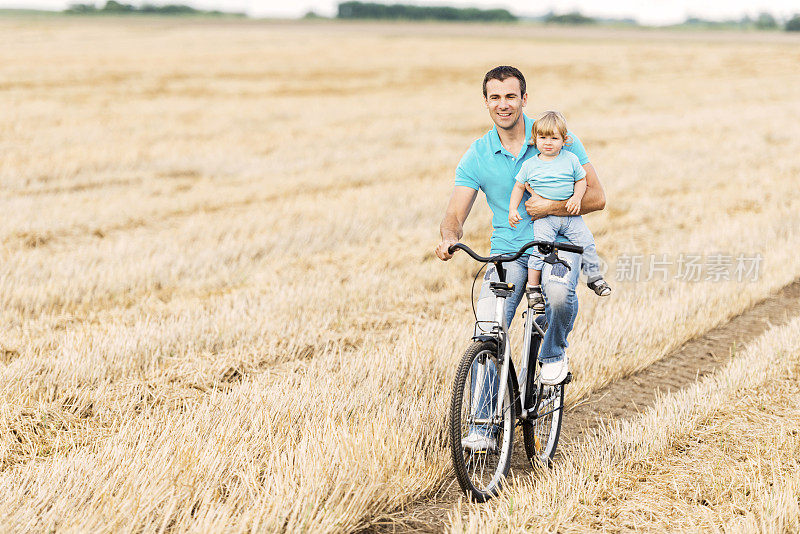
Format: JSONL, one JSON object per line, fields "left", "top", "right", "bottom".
{"left": 482, "top": 66, "right": 526, "bottom": 98}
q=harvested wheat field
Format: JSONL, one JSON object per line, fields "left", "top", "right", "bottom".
{"left": 1, "top": 16, "right": 800, "bottom": 532}
{"left": 452, "top": 313, "right": 800, "bottom": 533}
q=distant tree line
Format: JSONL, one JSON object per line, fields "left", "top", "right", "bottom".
{"left": 537, "top": 10, "right": 800, "bottom": 30}
{"left": 65, "top": 1, "right": 244, "bottom": 16}
{"left": 681, "top": 11, "right": 800, "bottom": 31}
{"left": 336, "top": 2, "right": 516, "bottom": 22}
{"left": 542, "top": 11, "right": 596, "bottom": 25}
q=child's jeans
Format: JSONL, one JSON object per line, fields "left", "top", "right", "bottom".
{"left": 530, "top": 215, "right": 603, "bottom": 283}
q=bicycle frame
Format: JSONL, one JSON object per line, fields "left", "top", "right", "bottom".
{"left": 518, "top": 305, "right": 547, "bottom": 417}
{"left": 451, "top": 239, "right": 582, "bottom": 427}
{"left": 471, "top": 263, "right": 546, "bottom": 424}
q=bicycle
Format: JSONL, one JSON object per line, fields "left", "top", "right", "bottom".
{"left": 446, "top": 239, "right": 583, "bottom": 502}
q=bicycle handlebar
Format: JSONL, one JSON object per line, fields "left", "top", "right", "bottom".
{"left": 447, "top": 240, "right": 584, "bottom": 263}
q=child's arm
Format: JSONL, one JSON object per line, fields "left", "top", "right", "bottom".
{"left": 508, "top": 181, "right": 527, "bottom": 227}
{"left": 565, "top": 178, "right": 586, "bottom": 215}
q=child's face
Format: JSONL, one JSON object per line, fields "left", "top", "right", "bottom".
{"left": 535, "top": 131, "right": 564, "bottom": 156}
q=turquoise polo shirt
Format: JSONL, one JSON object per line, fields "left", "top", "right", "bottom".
{"left": 455, "top": 114, "right": 590, "bottom": 254}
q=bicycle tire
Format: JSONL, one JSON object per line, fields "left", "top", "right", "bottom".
{"left": 522, "top": 330, "right": 565, "bottom": 468}
{"left": 523, "top": 380, "right": 564, "bottom": 467}
{"left": 449, "top": 340, "right": 516, "bottom": 502}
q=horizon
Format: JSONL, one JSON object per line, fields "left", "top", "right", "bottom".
{"left": 1, "top": 0, "right": 799, "bottom": 25}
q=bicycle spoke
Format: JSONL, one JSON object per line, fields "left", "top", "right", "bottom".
{"left": 527, "top": 382, "right": 564, "bottom": 467}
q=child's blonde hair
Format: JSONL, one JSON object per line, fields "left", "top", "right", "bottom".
{"left": 530, "top": 110, "right": 572, "bottom": 147}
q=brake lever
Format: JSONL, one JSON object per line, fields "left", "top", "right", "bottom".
{"left": 542, "top": 250, "right": 571, "bottom": 271}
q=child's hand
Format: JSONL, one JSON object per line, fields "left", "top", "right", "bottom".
{"left": 509, "top": 210, "right": 522, "bottom": 228}
{"left": 565, "top": 196, "right": 581, "bottom": 215}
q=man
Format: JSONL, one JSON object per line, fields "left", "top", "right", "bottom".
{"left": 435, "top": 66, "right": 606, "bottom": 449}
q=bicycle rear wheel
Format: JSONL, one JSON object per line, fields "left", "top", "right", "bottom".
{"left": 449, "top": 340, "right": 516, "bottom": 502}
{"left": 523, "top": 379, "right": 564, "bottom": 467}
{"left": 521, "top": 327, "right": 565, "bottom": 468}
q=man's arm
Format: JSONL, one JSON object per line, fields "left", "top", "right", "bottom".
{"left": 435, "top": 186, "right": 478, "bottom": 260}
{"left": 524, "top": 162, "right": 606, "bottom": 220}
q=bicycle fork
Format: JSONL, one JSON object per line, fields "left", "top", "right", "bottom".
{"left": 470, "top": 292, "right": 510, "bottom": 426}
{"left": 494, "top": 334, "right": 512, "bottom": 421}
{"left": 492, "top": 285, "right": 512, "bottom": 422}
{"left": 489, "top": 289, "right": 512, "bottom": 423}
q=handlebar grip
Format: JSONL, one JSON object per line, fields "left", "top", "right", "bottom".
{"left": 555, "top": 242, "right": 584, "bottom": 254}
{"left": 447, "top": 242, "right": 493, "bottom": 262}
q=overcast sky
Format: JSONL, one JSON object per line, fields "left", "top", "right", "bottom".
{"left": 3, "top": 0, "right": 799, "bottom": 25}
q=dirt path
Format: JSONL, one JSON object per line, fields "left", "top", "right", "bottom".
{"left": 365, "top": 279, "right": 800, "bottom": 533}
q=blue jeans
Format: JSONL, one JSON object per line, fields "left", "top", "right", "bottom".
{"left": 468, "top": 251, "right": 580, "bottom": 436}
{"left": 531, "top": 215, "right": 603, "bottom": 284}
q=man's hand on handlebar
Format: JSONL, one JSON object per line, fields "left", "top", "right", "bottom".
{"left": 435, "top": 237, "right": 459, "bottom": 261}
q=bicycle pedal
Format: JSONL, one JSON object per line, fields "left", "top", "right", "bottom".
{"left": 562, "top": 372, "right": 573, "bottom": 385}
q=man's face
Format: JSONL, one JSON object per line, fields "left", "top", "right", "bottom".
{"left": 484, "top": 77, "right": 527, "bottom": 131}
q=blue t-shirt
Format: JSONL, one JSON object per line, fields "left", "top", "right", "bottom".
{"left": 454, "top": 114, "right": 590, "bottom": 254}
{"left": 514, "top": 151, "right": 586, "bottom": 201}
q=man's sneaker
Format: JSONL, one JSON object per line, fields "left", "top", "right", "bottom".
{"left": 587, "top": 278, "right": 612, "bottom": 297}
{"left": 540, "top": 357, "right": 569, "bottom": 385}
{"left": 461, "top": 430, "right": 496, "bottom": 452}
{"left": 526, "top": 284, "right": 545, "bottom": 313}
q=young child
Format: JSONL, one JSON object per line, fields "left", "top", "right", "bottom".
{"left": 508, "top": 110, "right": 611, "bottom": 313}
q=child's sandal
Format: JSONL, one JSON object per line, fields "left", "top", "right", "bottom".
{"left": 525, "top": 285, "right": 546, "bottom": 313}
{"left": 588, "top": 279, "right": 612, "bottom": 297}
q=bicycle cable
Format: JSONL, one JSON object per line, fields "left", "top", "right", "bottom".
{"left": 470, "top": 261, "right": 488, "bottom": 322}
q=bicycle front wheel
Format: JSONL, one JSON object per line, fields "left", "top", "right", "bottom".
{"left": 449, "top": 340, "right": 516, "bottom": 502}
